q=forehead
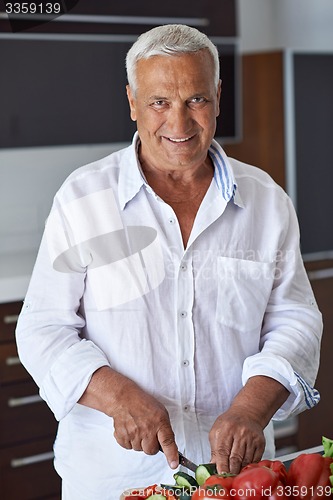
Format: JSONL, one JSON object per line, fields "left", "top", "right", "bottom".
{"left": 135, "top": 50, "right": 215, "bottom": 93}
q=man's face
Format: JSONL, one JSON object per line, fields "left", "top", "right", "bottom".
{"left": 127, "top": 50, "right": 221, "bottom": 173}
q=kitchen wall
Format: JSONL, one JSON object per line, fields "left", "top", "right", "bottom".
{"left": 1, "top": 0, "right": 333, "bottom": 298}
{"left": 238, "top": 0, "right": 333, "bottom": 53}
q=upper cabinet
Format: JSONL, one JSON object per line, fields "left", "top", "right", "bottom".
{"left": 0, "top": 0, "right": 237, "bottom": 36}
{"left": 0, "top": 1, "right": 240, "bottom": 148}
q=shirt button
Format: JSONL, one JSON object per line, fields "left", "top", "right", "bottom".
{"left": 184, "top": 405, "right": 189, "bottom": 412}
{"left": 182, "top": 360, "right": 190, "bottom": 367}
{"left": 180, "top": 311, "right": 187, "bottom": 319}
{"left": 180, "top": 263, "right": 187, "bottom": 272}
{"left": 168, "top": 217, "right": 176, "bottom": 224}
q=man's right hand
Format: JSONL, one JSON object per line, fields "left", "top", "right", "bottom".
{"left": 78, "top": 366, "right": 179, "bottom": 469}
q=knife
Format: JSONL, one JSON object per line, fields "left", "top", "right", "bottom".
{"left": 159, "top": 445, "right": 198, "bottom": 472}
{"left": 178, "top": 450, "right": 198, "bottom": 472}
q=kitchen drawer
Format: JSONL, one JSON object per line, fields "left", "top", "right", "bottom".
{"left": 0, "top": 302, "right": 22, "bottom": 343}
{"left": 0, "top": 342, "right": 30, "bottom": 384}
{"left": 0, "top": 380, "right": 58, "bottom": 446}
{"left": 0, "top": 437, "right": 61, "bottom": 499}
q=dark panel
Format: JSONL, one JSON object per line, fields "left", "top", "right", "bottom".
{"left": 0, "top": 0, "right": 236, "bottom": 36}
{"left": 0, "top": 38, "right": 137, "bottom": 146}
{"left": 293, "top": 54, "right": 333, "bottom": 256}
{"left": 0, "top": 37, "right": 239, "bottom": 147}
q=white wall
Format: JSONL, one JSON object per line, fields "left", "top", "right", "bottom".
{"left": 238, "top": 0, "right": 333, "bottom": 53}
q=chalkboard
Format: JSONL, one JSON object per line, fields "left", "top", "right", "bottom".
{"left": 293, "top": 53, "right": 333, "bottom": 257}
{"left": 0, "top": 35, "right": 239, "bottom": 148}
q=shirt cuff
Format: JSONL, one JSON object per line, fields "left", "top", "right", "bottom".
{"left": 39, "top": 339, "right": 110, "bottom": 421}
{"left": 242, "top": 353, "right": 320, "bottom": 420}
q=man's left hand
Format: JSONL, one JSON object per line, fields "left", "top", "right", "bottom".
{"left": 209, "top": 375, "right": 290, "bottom": 474}
{"left": 209, "top": 407, "right": 265, "bottom": 474}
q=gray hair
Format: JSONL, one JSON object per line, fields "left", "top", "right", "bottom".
{"left": 126, "top": 24, "right": 220, "bottom": 94}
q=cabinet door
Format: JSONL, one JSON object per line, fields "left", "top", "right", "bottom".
{"left": 0, "top": 302, "right": 21, "bottom": 343}
{"left": 0, "top": 380, "right": 58, "bottom": 446}
{"left": 224, "top": 52, "right": 286, "bottom": 189}
{"left": 0, "top": 438, "right": 61, "bottom": 500}
{"left": 297, "top": 271, "right": 333, "bottom": 449}
{"left": 0, "top": 342, "right": 30, "bottom": 384}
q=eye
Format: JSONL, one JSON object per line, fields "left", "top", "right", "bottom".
{"left": 150, "top": 99, "right": 168, "bottom": 109}
{"left": 188, "top": 96, "right": 208, "bottom": 108}
{"left": 191, "top": 97, "right": 206, "bottom": 103}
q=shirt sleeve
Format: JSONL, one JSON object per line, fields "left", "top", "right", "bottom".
{"left": 15, "top": 204, "right": 111, "bottom": 421}
{"left": 242, "top": 196, "right": 323, "bottom": 419}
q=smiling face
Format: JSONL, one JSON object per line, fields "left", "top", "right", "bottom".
{"left": 126, "top": 50, "right": 221, "bottom": 174}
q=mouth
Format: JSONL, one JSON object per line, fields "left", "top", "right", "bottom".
{"left": 165, "top": 135, "right": 194, "bottom": 143}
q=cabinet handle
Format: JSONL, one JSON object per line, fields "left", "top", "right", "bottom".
{"left": 307, "top": 267, "right": 333, "bottom": 281}
{"left": 5, "top": 356, "right": 21, "bottom": 366}
{"left": 8, "top": 394, "right": 42, "bottom": 407}
{"left": 11, "top": 451, "right": 54, "bottom": 468}
{"left": 3, "top": 314, "right": 19, "bottom": 324}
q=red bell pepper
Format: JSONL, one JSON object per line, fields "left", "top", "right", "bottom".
{"left": 191, "top": 485, "right": 231, "bottom": 499}
{"left": 232, "top": 464, "right": 281, "bottom": 499}
{"left": 255, "top": 460, "right": 288, "bottom": 486}
{"left": 124, "top": 484, "right": 158, "bottom": 499}
{"left": 124, "top": 497, "right": 146, "bottom": 500}
{"left": 287, "top": 452, "right": 333, "bottom": 499}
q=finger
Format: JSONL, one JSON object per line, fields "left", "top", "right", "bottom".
{"left": 211, "top": 442, "right": 232, "bottom": 474}
{"left": 252, "top": 441, "right": 265, "bottom": 464}
{"left": 228, "top": 441, "right": 246, "bottom": 475}
{"left": 114, "top": 431, "right": 132, "bottom": 450}
{"left": 158, "top": 428, "right": 179, "bottom": 469}
{"left": 210, "top": 431, "right": 234, "bottom": 474}
{"left": 141, "top": 436, "right": 160, "bottom": 455}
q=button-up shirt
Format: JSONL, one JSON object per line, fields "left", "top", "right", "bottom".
{"left": 16, "top": 133, "right": 322, "bottom": 499}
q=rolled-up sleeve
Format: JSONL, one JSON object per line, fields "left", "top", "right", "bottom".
{"left": 242, "top": 196, "right": 322, "bottom": 419}
{"left": 15, "top": 229, "right": 110, "bottom": 421}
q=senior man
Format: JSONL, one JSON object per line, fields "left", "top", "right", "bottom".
{"left": 16, "top": 24, "right": 322, "bottom": 499}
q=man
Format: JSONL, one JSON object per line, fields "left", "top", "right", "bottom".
{"left": 16, "top": 25, "right": 322, "bottom": 499}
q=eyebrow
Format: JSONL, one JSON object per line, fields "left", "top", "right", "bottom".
{"left": 148, "top": 95, "right": 169, "bottom": 101}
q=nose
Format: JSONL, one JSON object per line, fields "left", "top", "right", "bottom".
{"left": 167, "top": 103, "right": 193, "bottom": 136}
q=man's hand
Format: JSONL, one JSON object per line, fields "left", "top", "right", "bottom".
{"left": 112, "top": 381, "right": 179, "bottom": 469}
{"left": 209, "top": 408, "right": 265, "bottom": 474}
{"left": 78, "top": 366, "right": 179, "bottom": 469}
{"left": 209, "top": 375, "right": 290, "bottom": 474}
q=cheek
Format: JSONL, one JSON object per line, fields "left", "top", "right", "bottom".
{"left": 138, "top": 111, "right": 165, "bottom": 134}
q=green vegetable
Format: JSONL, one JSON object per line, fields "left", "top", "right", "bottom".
{"left": 323, "top": 436, "right": 333, "bottom": 458}
{"left": 160, "top": 484, "right": 191, "bottom": 494}
{"left": 148, "top": 495, "right": 167, "bottom": 500}
{"left": 173, "top": 471, "right": 198, "bottom": 488}
{"left": 195, "top": 463, "right": 218, "bottom": 485}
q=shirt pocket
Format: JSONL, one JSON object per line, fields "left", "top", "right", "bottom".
{"left": 216, "top": 256, "right": 275, "bottom": 331}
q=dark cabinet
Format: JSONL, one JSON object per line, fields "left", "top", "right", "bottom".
{"left": 0, "top": 0, "right": 237, "bottom": 36}
{"left": 0, "top": 302, "right": 61, "bottom": 499}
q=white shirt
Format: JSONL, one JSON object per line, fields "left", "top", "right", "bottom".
{"left": 16, "top": 134, "right": 322, "bottom": 500}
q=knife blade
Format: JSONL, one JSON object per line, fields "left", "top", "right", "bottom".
{"left": 159, "top": 445, "right": 198, "bottom": 472}
{"left": 178, "top": 451, "right": 198, "bottom": 472}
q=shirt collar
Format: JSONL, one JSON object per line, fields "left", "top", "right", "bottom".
{"left": 209, "top": 139, "right": 244, "bottom": 208}
{"left": 118, "top": 132, "right": 147, "bottom": 210}
{"left": 119, "top": 133, "right": 244, "bottom": 210}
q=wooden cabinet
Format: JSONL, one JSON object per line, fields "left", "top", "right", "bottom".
{"left": 0, "top": 302, "right": 61, "bottom": 499}
{"left": 299, "top": 261, "right": 333, "bottom": 450}
{"left": 223, "top": 51, "right": 286, "bottom": 189}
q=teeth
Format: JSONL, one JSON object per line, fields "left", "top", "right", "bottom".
{"left": 168, "top": 137, "right": 191, "bottom": 142}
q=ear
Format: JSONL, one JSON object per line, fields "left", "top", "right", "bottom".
{"left": 126, "top": 85, "right": 137, "bottom": 122}
{"left": 216, "top": 79, "right": 222, "bottom": 117}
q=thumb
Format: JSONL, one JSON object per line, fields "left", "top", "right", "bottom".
{"left": 158, "top": 431, "right": 179, "bottom": 470}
